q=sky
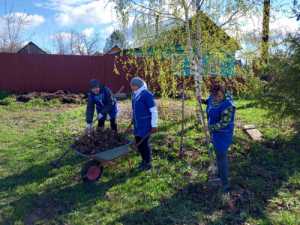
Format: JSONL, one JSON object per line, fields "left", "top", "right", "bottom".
{"left": 0, "top": 0, "right": 120, "bottom": 52}
{"left": 0, "top": 0, "right": 299, "bottom": 55}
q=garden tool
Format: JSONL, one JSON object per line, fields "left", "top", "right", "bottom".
{"left": 207, "top": 142, "right": 218, "bottom": 176}
{"left": 50, "top": 146, "right": 72, "bottom": 168}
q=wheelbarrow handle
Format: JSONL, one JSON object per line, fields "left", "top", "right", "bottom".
{"left": 124, "top": 121, "right": 133, "bottom": 134}
{"left": 132, "top": 132, "right": 151, "bottom": 148}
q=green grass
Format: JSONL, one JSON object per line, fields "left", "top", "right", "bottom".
{"left": 0, "top": 98, "right": 299, "bottom": 225}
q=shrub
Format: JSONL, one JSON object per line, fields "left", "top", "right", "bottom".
{"left": 258, "top": 35, "right": 300, "bottom": 127}
{"left": 0, "top": 90, "right": 10, "bottom": 100}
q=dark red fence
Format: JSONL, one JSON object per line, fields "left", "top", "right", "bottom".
{"left": 0, "top": 53, "right": 134, "bottom": 93}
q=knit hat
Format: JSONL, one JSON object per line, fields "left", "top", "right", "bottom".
{"left": 89, "top": 79, "right": 101, "bottom": 89}
{"left": 210, "top": 83, "right": 225, "bottom": 96}
{"left": 130, "top": 77, "right": 145, "bottom": 88}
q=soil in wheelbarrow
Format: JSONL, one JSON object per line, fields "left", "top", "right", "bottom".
{"left": 73, "top": 128, "right": 129, "bottom": 155}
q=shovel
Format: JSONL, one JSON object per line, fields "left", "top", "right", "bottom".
{"left": 207, "top": 143, "right": 217, "bottom": 176}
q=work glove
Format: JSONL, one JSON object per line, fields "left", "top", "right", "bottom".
{"left": 98, "top": 113, "right": 103, "bottom": 120}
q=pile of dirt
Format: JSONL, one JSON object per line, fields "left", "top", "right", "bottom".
{"left": 16, "top": 90, "right": 86, "bottom": 104}
{"left": 73, "top": 129, "right": 129, "bottom": 155}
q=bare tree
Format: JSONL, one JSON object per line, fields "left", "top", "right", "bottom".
{"left": 52, "top": 32, "right": 69, "bottom": 55}
{"left": 0, "top": 4, "right": 30, "bottom": 52}
{"left": 293, "top": 0, "right": 300, "bottom": 20}
{"left": 53, "top": 30, "right": 100, "bottom": 55}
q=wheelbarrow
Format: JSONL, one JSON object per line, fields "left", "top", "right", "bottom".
{"left": 72, "top": 141, "right": 133, "bottom": 182}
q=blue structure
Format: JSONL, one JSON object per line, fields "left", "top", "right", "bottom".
{"left": 173, "top": 44, "right": 236, "bottom": 77}
{"left": 125, "top": 44, "right": 237, "bottom": 77}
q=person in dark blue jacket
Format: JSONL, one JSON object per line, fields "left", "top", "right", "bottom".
{"left": 201, "top": 84, "right": 235, "bottom": 193}
{"left": 130, "top": 77, "right": 158, "bottom": 171}
{"left": 86, "top": 79, "right": 118, "bottom": 132}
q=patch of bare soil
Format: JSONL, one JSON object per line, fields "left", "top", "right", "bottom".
{"left": 16, "top": 90, "right": 86, "bottom": 104}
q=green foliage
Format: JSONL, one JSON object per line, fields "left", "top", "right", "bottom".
{"left": 0, "top": 90, "right": 10, "bottom": 100}
{"left": 0, "top": 91, "right": 13, "bottom": 106}
{"left": 234, "top": 66, "right": 264, "bottom": 98}
{"left": 0, "top": 97, "right": 14, "bottom": 106}
{"left": 103, "top": 30, "right": 126, "bottom": 53}
{"left": 258, "top": 35, "right": 300, "bottom": 125}
{"left": 112, "top": 3, "right": 242, "bottom": 99}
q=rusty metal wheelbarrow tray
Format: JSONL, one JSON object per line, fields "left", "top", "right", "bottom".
{"left": 73, "top": 141, "right": 133, "bottom": 162}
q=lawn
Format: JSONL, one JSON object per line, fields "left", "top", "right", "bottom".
{"left": 0, "top": 96, "right": 299, "bottom": 225}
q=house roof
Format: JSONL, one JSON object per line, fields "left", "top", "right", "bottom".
{"left": 104, "top": 45, "right": 122, "bottom": 55}
{"left": 129, "top": 12, "right": 240, "bottom": 53}
{"left": 17, "top": 41, "right": 47, "bottom": 54}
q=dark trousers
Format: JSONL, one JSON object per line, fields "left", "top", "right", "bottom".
{"left": 215, "top": 150, "right": 229, "bottom": 189}
{"left": 135, "top": 136, "right": 152, "bottom": 164}
{"left": 98, "top": 118, "right": 117, "bottom": 131}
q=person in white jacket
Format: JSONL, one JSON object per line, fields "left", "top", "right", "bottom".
{"left": 130, "top": 77, "right": 158, "bottom": 171}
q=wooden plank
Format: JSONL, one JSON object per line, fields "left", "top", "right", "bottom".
{"left": 243, "top": 124, "right": 256, "bottom": 130}
{"left": 245, "top": 128, "right": 263, "bottom": 141}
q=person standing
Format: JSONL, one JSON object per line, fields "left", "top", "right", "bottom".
{"left": 130, "top": 77, "right": 158, "bottom": 171}
{"left": 86, "top": 79, "right": 118, "bottom": 132}
{"left": 201, "top": 84, "right": 235, "bottom": 193}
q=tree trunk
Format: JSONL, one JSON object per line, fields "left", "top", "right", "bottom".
{"left": 194, "top": 0, "right": 210, "bottom": 146}
{"left": 261, "top": 0, "right": 271, "bottom": 65}
{"left": 179, "top": 77, "right": 185, "bottom": 157}
{"left": 155, "top": 14, "right": 160, "bottom": 38}
{"left": 179, "top": 2, "right": 194, "bottom": 157}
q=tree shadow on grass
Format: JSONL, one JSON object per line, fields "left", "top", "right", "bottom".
{"left": 2, "top": 167, "right": 140, "bottom": 225}
{"left": 151, "top": 121, "right": 198, "bottom": 163}
{"left": 0, "top": 153, "right": 83, "bottom": 193}
{"left": 0, "top": 128, "right": 83, "bottom": 193}
{"left": 112, "top": 134, "right": 300, "bottom": 225}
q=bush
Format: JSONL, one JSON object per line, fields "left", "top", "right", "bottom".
{"left": 202, "top": 71, "right": 263, "bottom": 99}
{"left": 0, "top": 90, "right": 10, "bottom": 100}
{"left": 258, "top": 35, "right": 300, "bottom": 126}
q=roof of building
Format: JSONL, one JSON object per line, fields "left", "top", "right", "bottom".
{"left": 17, "top": 41, "right": 47, "bottom": 54}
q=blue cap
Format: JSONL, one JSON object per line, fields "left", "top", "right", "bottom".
{"left": 90, "top": 79, "right": 101, "bottom": 89}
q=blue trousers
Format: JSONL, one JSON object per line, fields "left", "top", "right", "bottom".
{"left": 215, "top": 150, "right": 229, "bottom": 190}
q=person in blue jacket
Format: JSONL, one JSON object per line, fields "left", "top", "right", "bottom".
{"left": 130, "top": 77, "right": 158, "bottom": 171}
{"left": 201, "top": 84, "right": 235, "bottom": 193}
{"left": 86, "top": 79, "right": 118, "bottom": 132}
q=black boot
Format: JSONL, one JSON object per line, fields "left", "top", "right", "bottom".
{"left": 98, "top": 119, "right": 105, "bottom": 129}
{"left": 137, "top": 161, "right": 145, "bottom": 170}
{"left": 110, "top": 119, "right": 117, "bottom": 132}
{"left": 140, "top": 162, "right": 152, "bottom": 171}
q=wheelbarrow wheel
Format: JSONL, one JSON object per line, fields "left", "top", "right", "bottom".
{"left": 81, "top": 160, "right": 103, "bottom": 183}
